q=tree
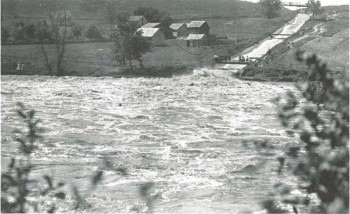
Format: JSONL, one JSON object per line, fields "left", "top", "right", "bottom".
{"left": 25, "top": 23, "right": 36, "bottom": 40}
{"left": 39, "top": 11, "right": 68, "bottom": 76}
{"left": 72, "top": 24, "right": 82, "bottom": 39}
{"left": 259, "top": 0, "right": 282, "bottom": 19}
{"left": 265, "top": 51, "right": 349, "bottom": 213}
{"left": 85, "top": 24, "right": 102, "bottom": 40}
{"left": 104, "top": 0, "right": 122, "bottom": 24}
{"left": 1, "top": 27, "right": 10, "bottom": 41}
{"left": 112, "top": 19, "right": 150, "bottom": 68}
{"left": 306, "top": 0, "right": 323, "bottom": 19}
{"left": 36, "top": 20, "right": 52, "bottom": 42}
{"left": 14, "top": 21, "right": 26, "bottom": 41}
{"left": 130, "top": 31, "right": 151, "bottom": 68}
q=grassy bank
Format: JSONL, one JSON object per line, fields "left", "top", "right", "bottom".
{"left": 240, "top": 6, "right": 349, "bottom": 81}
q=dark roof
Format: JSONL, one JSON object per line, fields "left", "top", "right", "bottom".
{"left": 170, "top": 23, "right": 185, "bottom": 30}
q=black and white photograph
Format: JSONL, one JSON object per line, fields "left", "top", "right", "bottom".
{"left": 1, "top": 0, "right": 349, "bottom": 213}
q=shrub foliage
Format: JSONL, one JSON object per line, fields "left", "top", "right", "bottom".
{"left": 269, "top": 51, "right": 349, "bottom": 213}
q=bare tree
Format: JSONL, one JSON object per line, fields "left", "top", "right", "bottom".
{"left": 39, "top": 11, "right": 68, "bottom": 76}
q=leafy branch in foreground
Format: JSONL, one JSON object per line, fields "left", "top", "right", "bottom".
{"left": 1, "top": 103, "right": 66, "bottom": 213}
{"left": 265, "top": 51, "right": 349, "bottom": 213}
{"left": 2, "top": 103, "right": 157, "bottom": 213}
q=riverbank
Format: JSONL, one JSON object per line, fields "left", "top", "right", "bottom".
{"left": 239, "top": 6, "right": 349, "bottom": 81}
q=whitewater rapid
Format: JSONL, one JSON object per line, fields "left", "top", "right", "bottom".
{"left": 1, "top": 73, "right": 300, "bottom": 213}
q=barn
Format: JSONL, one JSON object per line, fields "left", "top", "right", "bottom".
{"left": 187, "top": 21, "right": 210, "bottom": 35}
{"left": 186, "top": 34, "right": 207, "bottom": 47}
{"left": 136, "top": 28, "right": 166, "bottom": 46}
{"left": 169, "top": 23, "right": 189, "bottom": 38}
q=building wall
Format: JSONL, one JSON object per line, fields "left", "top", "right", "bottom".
{"left": 177, "top": 25, "right": 189, "bottom": 37}
{"left": 186, "top": 36, "right": 207, "bottom": 47}
{"left": 188, "top": 24, "right": 210, "bottom": 35}
{"left": 151, "top": 31, "right": 166, "bottom": 46}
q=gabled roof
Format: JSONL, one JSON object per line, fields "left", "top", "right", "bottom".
{"left": 128, "top": 15, "right": 146, "bottom": 22}
{"left": 170, "top": 23, "right": 185, "bottom": 30}
{"left": 141, "top": 23, "right": 161, "bottom": 28}
{"left": 186, "top": 34, "right": 206, "bottom": 40}
{"left": 187, "top": 21, "right": 208, "bottom": 28}
{"left": 137, "top": 28, "right": 161, "bottom": 38}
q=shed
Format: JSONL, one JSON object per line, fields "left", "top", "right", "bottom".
{"left": 128, "top": 15, "right": 147, "bottom": 27}
{"left": 169, "top": 23, "right": 189, "bottom": 38}
{"left": 136, "top": 28, "right": 166, "bottom": 46}
{"left": 187, "top": 21, "right": 210, "bottom": 35}
{"left": 186, "top": 34, "right": 207, "bottom": 47}
{"left": 141, "top": 23, "right": 161, "bottom": 28}
{"left": 55, "top": 10, "right": 72, "bottom": 26}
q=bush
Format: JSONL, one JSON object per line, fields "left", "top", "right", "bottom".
{"left": 265, "top": 51, "right": 349, "bottom": 213}
{"left": 1, "top": 27, "right": 10, "bottom": 41}
{"left": 85, "top": 24, "right": 102, "bottom": 40}
{"left": 1, "top": 103, "right": 67, "bottom": 213}
{"left": 72, "top": 24, "right": 83, "bottom": 39}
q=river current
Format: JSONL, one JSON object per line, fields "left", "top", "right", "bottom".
{"left": 1, "top": 69, "right": 300, "bottom": 213}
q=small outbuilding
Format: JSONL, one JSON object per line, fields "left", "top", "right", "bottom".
{"left": 187, "top": 21, "right": 210, "bottom": 35}
{"left": 186, "top": 34, "right": 207, "bottom": 47}
{"left": 136, "top": 27, "right": 166, "bottom": 46}
{"left": 169, "top": 23, "right": 189, "bottom": 38}
{"left": 128, "top": 15, "right": 147, "bottom": 27}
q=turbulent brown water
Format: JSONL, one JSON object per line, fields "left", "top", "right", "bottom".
{"left": 1, "top": 70, "right": 301, "bottom": 213}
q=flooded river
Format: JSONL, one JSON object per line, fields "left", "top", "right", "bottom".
{"left": 1, "top": 12, "right": 312, "bottom": 214}
{"left": 1, "top": 72, "right": 300, "bottom": 213}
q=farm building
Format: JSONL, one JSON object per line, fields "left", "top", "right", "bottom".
{"left": 136, "top": 28, "right": 166, "bottom": 46}
{"left": 186, "top": 34, "right": 207, "bottom": 47}
{"left": 170, "top": 23, "right": 189, "bottom": 38}
{"left": 187, "top": 21, "right": 210, "bottom": 35}
{"left": 141, "top": 23, "right": 161, "bottom": 28}
{"left": 128, "top": 15, "right": 147, "bottom": 27}
{"left": 55, "top": 10, "right": 72, "bottom": 26}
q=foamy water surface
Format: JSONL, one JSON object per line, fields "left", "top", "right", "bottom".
{"left": 1, "top": 71, "right": 299, "bottom": 213}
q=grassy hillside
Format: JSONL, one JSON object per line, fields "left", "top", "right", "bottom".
{"left": 241, "top": 5, "right": 349, "bottom": 81}
{"left": 1, "top": 0, "right": 298, "bottom": 76}
{"left": 274, "top": 6, "right": 349, "bottom": 74}
{"left": 1, "top": 0, "right": 293, "bottom": 21}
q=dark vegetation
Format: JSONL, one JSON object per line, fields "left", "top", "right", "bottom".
{"left": 259, "top": 0, "right": 282, "bottom": 19}
{"left": 240, "top": 65, "right": 308, "bottom": 82}
{"left": 260, "top": 51, "right": 348, "bottom": 213}
{"left": 306, "top": 0, "right": 323, "bottom": 19}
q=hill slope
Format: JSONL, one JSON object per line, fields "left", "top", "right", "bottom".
{"left": 1, "top": 0, "right": 294, "bottom": 21}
